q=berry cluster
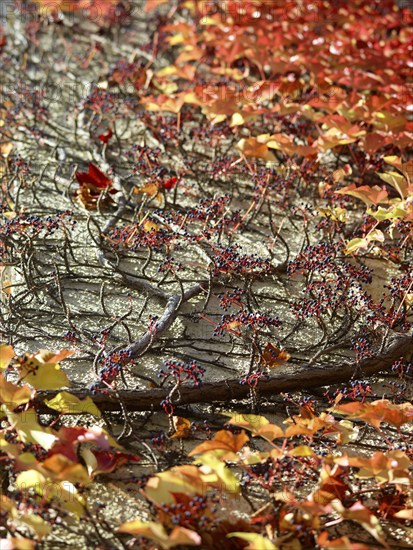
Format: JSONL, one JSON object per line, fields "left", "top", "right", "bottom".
{"left": 0, "top": 211, "right": 75, "bottom": 261}
{"left": 351, "top": 335, "right": 374, "bottom": 362}
{"left": 63, "top": 330, "right": 80, "bottom": 344}
{"left": 156, "top": 495, "right": 214, "bottom": 531}
{"left": 158, "top": 359, "right": 205, "bottom": 387}
{"left": 211, "top": 245, "right": 271, "bottom": 277}
{"left": 126, "top": 144, "right": 162, "bottom": 176}
{"left": 206, "top": 156, "right": 238, "bottom": 180}
{"left": 151, "top": 432, "right": 168, "bottom": 450}
{"left": 287, "top": 242, "right": 342, "bottom": 276}
{"left": 288, "top": 241, "right": 376, "bottom": 320}
{"left": 109, "top": 224, "right": 174, "bottom": 253}
{"left": 158, "top": 255, "right": 185, "bottom": 274}
{"left": 190, "top": 420, "right": 212, "bottom": 436}
{"left": 391, "top": 359, "right": 412, "bottom": 378}
{"left": 160, "top": 397, "right": 174, "bottom": 416}
{"left": 218, "top": 288, "right": 245, "bottom": 311}
{"left": 80, "top": 87, "right": 138, "bottom": 118}
{"left": 95, "top": 349, "right": 133, "bottom": 386}
{"left": 239, "top": 370, "right": 269, "bottom": 388}
{"left": 341, "top": 380, "right": 373, "bottom": 402}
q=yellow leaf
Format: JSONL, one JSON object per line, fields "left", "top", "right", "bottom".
{"left": 227, "top": 533, "right": 278, "bottom": 549}
{"left": 8, "top": 409, "right": 57, "bottom": 450}
{"left": 42, "top": 454, "right": 90, "bottom": 485}
{"left": 117, "top": 519, "right": 168, "bottom": 540}
{"left": 143, "top": 220, "right": 160, "bottom": 232}
{"left": 0, "top": 374, "right": 32, "bottom": 408}
{"left": 318, "top": 206, "right": 347, "bottom": 223}
{"left": 44, "top": 392, "right": 101, "bottom": 417}
{"left": 378, "top": 171, "right": 409, "bottom": 198}
{"left": 19, "top": 514, "right": 51, "bottom": 538}
{"left": 117, "top": 520, "right": 201, "bottom": 549}
{"left": 1, "top": 279, "right": 12, "bottom": 295}
{"left": 0, "top": 344, "right": 15, "bottom": 370}
{"left": 223, "top": 413, "right": 270, "bottom": 432}
{"left": 16, "top": 469, "right": 46, "bottom": 490}
{"left": 230, "top": 112, "right": 245, "bottom": 127}
{"left": 144, "top": 467, "right": 204, "bottom": 505}
{"left": 345, "top": 237, "right": 369, "bottom": 255}
{"left": 21, "top": 361, "right": 70, "bottom": 390}
{"left": 237, "top": 137, "right": 277, "bottom": 163}
{"left": 3, "top": 537, "right": 36, "bottom": 550}
{"left": 290, "top": 445, "right": 315, "bottom": 457}
{"left": 195, "top": 453, "right": 240, "bottom": 495}
{"left": 394, "top": 509, "right": 413, "bottom": 520}
{"left": 0, "top": 142, "right": 13, "bottom": 157}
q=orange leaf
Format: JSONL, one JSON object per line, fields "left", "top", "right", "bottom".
{"left": 189, "top": 429, "right": 249, "bottom": 456}
{"left": 261, "top": 343, "right": 290, "bottom": 368}
{"left": 170, "top": 416, "right": 191, "bottom": 439}
{"left": 336, "top": 184, "right": 388, "bottom": 206}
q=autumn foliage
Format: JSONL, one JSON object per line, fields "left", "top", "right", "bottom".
{"left": 0, "top": 0, "right": 413, "bottom": 549}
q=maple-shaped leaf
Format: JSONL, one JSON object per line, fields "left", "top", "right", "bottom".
{"left": 117, "top": 519, "right": 201, "bottom": 549}
{"left": 144, "top": 0, "right": 170, "bottom": 13}
{"left": 393, "top": 509, "right": 413, "bottom": 521}
{"left": 0, "top": 344, "right": 15, "bottom": 370}
{"left": 35, "top": 0, "right": 122, "bottom": 26}
{"left": 98, "top": 128, "right": 113, "bottom": 143}
{"left": 378, "top": 171, "right": 410, "bottom": 199}
{"left": 188, "top": 429, "right": 249, "bottom": 456}
{"left": 237, "top": 137, "right": 277, "bottom": 163}
{"left": 8, "top": 409, "right": 57, "bottom": 450}
{"left": 330, "top": 399, "right": 413, "bottom": 429}
{"left": 261, "top": 343, "right": 290, "bottom": 368}
{"left": 195, "top": 452, "right": 240, "bottom": 495}
{"left": 312, "top": 464, "right": 349, "bottom": 504}
{"left": 75, "top": 162, "right": 112, "bottom": 188}
{"left": 164, "top": 175, "right": 178, "bottom": 190}
{"left": 75, "top": 163, "right": 116, "bottom": 209}
{"left": 41, "top": 453, "right": 90, "bottom": 485}
{"left": 50, "top": 425, "right": 122, "bottom": 462}
{"left": 344, "top": 229, "right": 385, "bottom": 255}
{"left": 170, "top": 416, "right": 191, "bottom": 439}
{"left": 383, "top": 156, "right": 413, "bottom": 183}
{"left": 332, "top": 501, "right": 386, "bottom": 546}
{"left": 336, "top": 184, "right": 389, "bottom": 206}
{"left": 80, "top": 448, "right": 139, "bottom": 476}
{"left": 0, "top": 373, "right": 32, "bottom": 408}
{"left": 17, "top": 350, "right": 70, "bottom": 390}
{"left": 227, "top": 532, "right": 277, "bottom": 550}
{"left": 336, "top": 451, "right": 410, "bottom": 485}
{"left": 44, "top": 391, "right": 101, "bottom": 417}
{"left": 224, "top": 413, "right": 284, "bottom": 442}
{"left": 16, "top": 458, "right": 87, "bottom": 515}
{"left": 144, "top": 466, "right": 205, "bottom": 505}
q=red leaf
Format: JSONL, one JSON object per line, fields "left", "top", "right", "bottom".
{"left": 164, "top": 176, "right": 178, "bottom": 190}
{"left": 75, "top": 163, "right": 112, "bottom": 189}
{"left": 98, "top": 129, "right": 113, "bottom": 144}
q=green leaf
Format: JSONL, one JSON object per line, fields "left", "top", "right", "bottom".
{"left": 344, "top": 237, "right": 369, "bottom": 254}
